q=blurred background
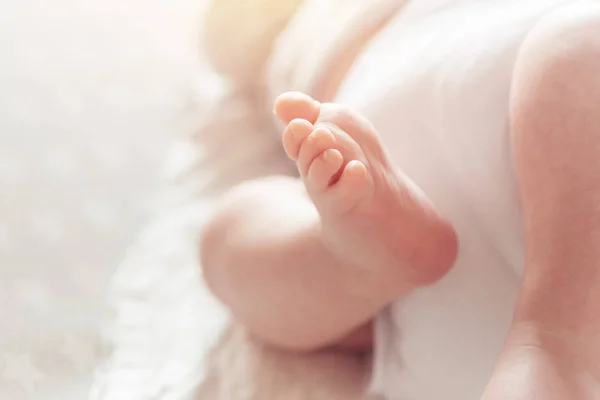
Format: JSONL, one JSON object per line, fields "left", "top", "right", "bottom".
{"left": 0, "top": 0, "right": 209, "bottom": 398}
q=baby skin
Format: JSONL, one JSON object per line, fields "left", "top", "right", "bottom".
{"left": 201, "top": 92, "right": 457, "bottom": 352}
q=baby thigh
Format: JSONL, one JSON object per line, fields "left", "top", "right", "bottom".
{"left": 202, "top": 175, "right": 376, "bottom": 352}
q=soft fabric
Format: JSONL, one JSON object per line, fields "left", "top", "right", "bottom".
{"left": 0, "top": 0, "right": 203, "bottom": 398}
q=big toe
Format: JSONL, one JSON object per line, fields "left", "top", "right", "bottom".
{"left": 274, "top": 92, "right": 321, "bottom": 125}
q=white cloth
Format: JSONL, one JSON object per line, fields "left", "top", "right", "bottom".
{"left": 267, "top": 0, "right": 582, "bottom": 399}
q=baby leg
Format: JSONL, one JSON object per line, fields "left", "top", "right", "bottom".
{"left": 202, "top": 176, "right": 386, "bottom": 351}
{"left": 483, "top": 4, "right": 600, "bottom": 399}
{"left": 203, "top": 94, "right": 458, "bottom": 353}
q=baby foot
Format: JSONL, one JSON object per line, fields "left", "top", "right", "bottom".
{"left": 275, "top": 92, "right": 458, "bottom": 292}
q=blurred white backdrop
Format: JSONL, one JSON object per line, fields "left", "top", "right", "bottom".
{"left": 0, "top": 0, "right": 206, "bottom": 398}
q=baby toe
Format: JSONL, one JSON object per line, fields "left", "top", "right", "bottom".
{"left": 327, "top": 160, "right": 373, "bottom": 211}
{"left": 282, "top": 118, "right": 314, "bottom": 160}
{"left": 306, "top": 149, "right": 344, "bottom": 191}
{"left": 274, "top": 92, "right": 321, "bottom": 125}
{"left": 297, "top": 127, "right": 336, "bottom": 176}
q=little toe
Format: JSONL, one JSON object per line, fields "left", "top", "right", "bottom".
{"left": 282, "top": 118, "right": 314, "bottom": 160}
{"left": 306, "top": 149, "right": 344, "bottom": 191}
{"left": 339, "top": 160, "right": 371, "bottom": 191}
{"left": 329, "top": 160, "right": 374, "bottom": 210}
{"left": 274, "top": 92, "right": 321, "bottom": 125}
{"left": 297, "top": 127, "right": 336, "bottom": 176}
